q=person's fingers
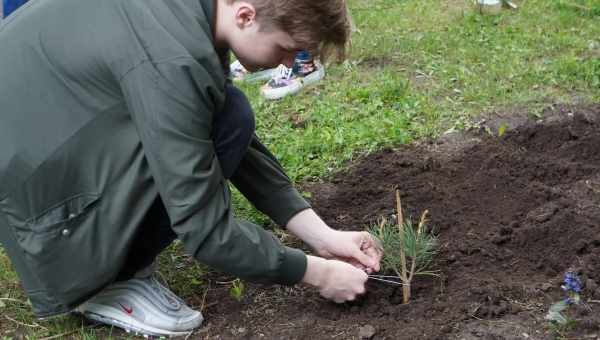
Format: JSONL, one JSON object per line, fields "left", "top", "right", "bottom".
{"left": 351, "top": 246, "right": 378, "bottom": 269}
{"left": 357, "top": 281, "right": 367, "bottom": 295}
{"left": 336, "top": 257, "right": 367, "bottom": 271}
{"left": 361, "top": 232, "right": 384, "bottom": 253}
{"left": 348, "top": 259, "right": 366, "bottom": 271}
{"left": 355, "top": 233, "right": 383, "bottom": 271}
{"left": 358, "top": 232, "right": 370, "bottom": 249}
{"left": 362, "top": 249, "right": 380, "bottom": 272}
{"left": 364, "top": 243, "right": 383, "bottom": 257}
{"left": 320, "top": 263, "right": 368, "bottom": 303}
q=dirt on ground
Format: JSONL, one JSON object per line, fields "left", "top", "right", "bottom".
{"left": 193, "top": 104, "right": 600, "bottom": 340}
{"left": 9, "top": 104, "right": 592, "bottom": 339}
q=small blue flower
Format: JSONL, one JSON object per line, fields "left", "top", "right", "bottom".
{"left": 547, "top": 272, "right": 584, "bottom": 325}
{"left": 563, "top": 272, "right": 582, "bottom": 293}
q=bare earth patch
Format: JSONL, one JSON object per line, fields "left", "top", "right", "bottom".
{"left": 196, "top": 104, "right": 600, "bottom": 339}
{"left": 5, "top": 104, "right": 600, "bottom": 339}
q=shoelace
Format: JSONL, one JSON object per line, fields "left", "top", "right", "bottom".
{"left": 271, "top": 65, "right": 294, "bottom": 85}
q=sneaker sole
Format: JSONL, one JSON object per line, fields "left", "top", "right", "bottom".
{"left": 261, "top": 65, "right": 326, "bottom": 100}
{"left": 76, "top": 303, "right": 197, "bottom": 338}
{"left": 235, "top": 68, "right": 277, "bottom": 83}
{"left": 261, "top": 81, "right": 303, "bottom": 100}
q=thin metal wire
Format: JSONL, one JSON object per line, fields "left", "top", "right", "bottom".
{"left": 368, "top": 275, "right": 403, "bottom": 279}
{"left": 367, "top": 276, "right": 406, "bottom": 286}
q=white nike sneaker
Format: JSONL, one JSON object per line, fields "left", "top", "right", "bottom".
{"left": 75, "top": 276, "right": 203, "bottom": 337}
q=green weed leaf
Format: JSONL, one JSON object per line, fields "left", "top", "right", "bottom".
{"left": 229, "top": 279, "right": 245, "bottom": 302}
{"left": 498, "top": 124, "right": 507, "bottom": 137}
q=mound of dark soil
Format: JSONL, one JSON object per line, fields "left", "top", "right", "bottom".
{"left": 202, "top": 105, "right": 600, "bottom": 340}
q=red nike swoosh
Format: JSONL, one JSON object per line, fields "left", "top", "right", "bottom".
{"left": 118, "top": 303, "right": 133, "bottom": 315}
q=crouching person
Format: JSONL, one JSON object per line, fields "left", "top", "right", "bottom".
{"left": 0, "top": 0, "right": 382, "bottom": 337}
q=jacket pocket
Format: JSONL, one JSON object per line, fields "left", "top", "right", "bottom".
{"left": 11, "top": 193, "right": 100, "bottom": 256}
{"left": 1, "top": 193, "right": 102, "bottom": 296}
{"left": 26, "top": 193, "right": 99, "bottom": 232}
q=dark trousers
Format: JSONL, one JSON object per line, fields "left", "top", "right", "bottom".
{"left": 116, "top": 84, "right": 255, "bottom": 280}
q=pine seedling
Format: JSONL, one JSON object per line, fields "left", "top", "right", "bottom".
{"left": 369, "top": 189, "right": 438, "bottom": 303}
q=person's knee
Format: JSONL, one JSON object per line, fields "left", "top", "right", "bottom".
{"left": 221, "top": 84, "right": 255, "bottom": 138}
{"left": 213, "top": 84, "right": 255, "bottom": 178}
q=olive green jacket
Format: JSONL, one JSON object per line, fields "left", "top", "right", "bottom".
{"left": 0, "top": 0, "right": 309, "bottom": 318}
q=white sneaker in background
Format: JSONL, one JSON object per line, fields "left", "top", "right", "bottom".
{"left": 260, "top": 65, "right": 304, "bottom": 100}
{"left": 260, "top": 61, "right": 325, "bottom": 100}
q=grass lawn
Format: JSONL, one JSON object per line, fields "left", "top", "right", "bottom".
{"left": 1, "top": 0, "right": 599, "bottom": 338}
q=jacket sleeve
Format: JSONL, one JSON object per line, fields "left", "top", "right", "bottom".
{"left": 230, "top": 136, "right": 312, "bottom": 226}
{"left": 119, "top": 58, "right": 306, "bottom": 285}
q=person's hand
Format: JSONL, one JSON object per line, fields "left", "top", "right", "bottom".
{"left": 302, "top": 255, "right": 368, "bottom": 303}
{"left": 286, "top": 209, "right": 383, "bottom": 273}
{"left": 313, "top": 230, "right": 383, "bottom": 274}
